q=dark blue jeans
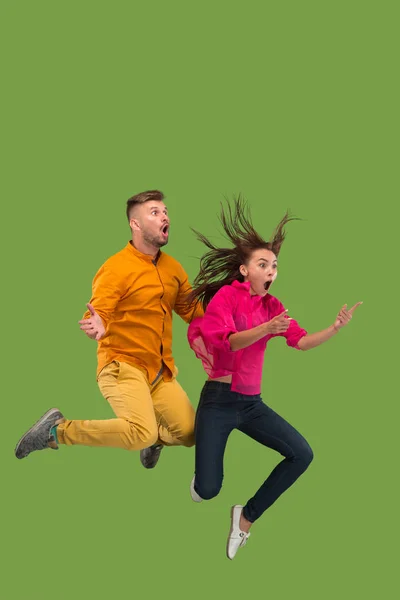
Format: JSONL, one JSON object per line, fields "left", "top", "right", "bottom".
{"left": 194, "top": 381, "right": 314, "bottom": 523}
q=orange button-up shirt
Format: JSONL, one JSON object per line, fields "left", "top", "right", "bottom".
{"left": 83, "top": 242, "right": 203, "bottom": 382}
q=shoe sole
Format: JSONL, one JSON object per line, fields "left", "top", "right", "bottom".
{"left": 140, "top": 446, "right": 163, "bottom": 469}
{"left": 15, "top": 408, "right": 63, "bottom": 459}
{"left": 190, "top": 477, "right": 203, "bottom": 503}
{"left": 226, "top": 506, "right": 236, "bottom": 560}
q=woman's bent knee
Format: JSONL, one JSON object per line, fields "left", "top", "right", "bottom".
{"left": 196, "top": 479, "right": 222, "bottom": 500}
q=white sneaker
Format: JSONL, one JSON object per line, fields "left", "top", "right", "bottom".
{"left": 190, "top": 476, "right": 203, "bottom": 503}
{"left": 226, "top": 505, "right": 250, "bottom": 560}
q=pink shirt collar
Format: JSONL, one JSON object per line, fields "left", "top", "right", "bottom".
{"left": 231, "top": 279, "right": 268, "bottom": 300}
{"left": 231, "top": 280, "right": 251, "bottom": 291}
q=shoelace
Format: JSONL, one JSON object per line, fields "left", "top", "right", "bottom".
{"left": 239, "top": 531, "right": 250, "bottom": 547}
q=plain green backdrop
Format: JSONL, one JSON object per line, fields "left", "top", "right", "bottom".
{"left": 1, "top": 1, "right": 397, "bottom": 599}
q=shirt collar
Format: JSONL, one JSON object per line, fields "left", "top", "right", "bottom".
{"left": 127, "top": 241, "right": 162, "bottom": 264}
{"left": 231, "top": 279, "right": 270, "bottom": 301}
{"left": 231, "top": 280, "right": 252, "bottom": 292}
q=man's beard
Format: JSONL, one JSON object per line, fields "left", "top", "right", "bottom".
{"left": 143, "top": 231, "right": 168, "bottom": 248}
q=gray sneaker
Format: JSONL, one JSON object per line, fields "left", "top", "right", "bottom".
{"left": 15, "top": 408, "right": 65, "bottom": 459}
{"left": 140, "top": 444, "right": 164, "bottom": 469}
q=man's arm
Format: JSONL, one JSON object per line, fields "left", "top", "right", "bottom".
{"left": 79, "top": 263, "right": 126, "bottom": 340}
{"left": 174, "top": 267, "right": 204, "bottom": 323}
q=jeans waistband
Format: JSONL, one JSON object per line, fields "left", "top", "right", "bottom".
{"left": 202, "top": 380, "right": 261, "bottom": 401}
{"left": 203, "top": 381, "right": 232, "bottom": 391}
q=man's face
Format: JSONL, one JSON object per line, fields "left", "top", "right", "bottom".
{"left": 130, "top": 201, "right": 170, "bottom": 248}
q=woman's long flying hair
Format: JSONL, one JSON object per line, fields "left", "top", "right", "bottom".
{"left": 188, "top": 195, "right": 299, "bottom": 310}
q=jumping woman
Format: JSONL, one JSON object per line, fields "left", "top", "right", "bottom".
{"left": 187, "top": 196, "right": 362, "bottom": 560}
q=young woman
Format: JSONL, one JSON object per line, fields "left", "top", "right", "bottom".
{"left": 187, "top": 196, "right": 362, "bottom": 560}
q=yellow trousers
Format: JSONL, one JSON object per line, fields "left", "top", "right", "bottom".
{"left": 57, "top": 361, "right": 195, "bottom": 450}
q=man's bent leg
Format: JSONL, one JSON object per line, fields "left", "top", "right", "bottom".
{"left": 57, "top": 361, "right": 158, "bottom": 451}
{"left": 151, "top": 375, "right": 196, "bottom": 447}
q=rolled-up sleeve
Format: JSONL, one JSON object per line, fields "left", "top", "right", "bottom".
{"left": 283, "top": 319, "right": 308, "bottom": 349}
{"left": 200, "top": 286, "right": 238, "bottom": 352}
{"left": 270, "top": 298, "right": 307, "bottom": 350}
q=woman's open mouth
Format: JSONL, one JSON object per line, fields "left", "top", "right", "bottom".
{"left": 264, "top": 280, "right": 272, "bottom": 290}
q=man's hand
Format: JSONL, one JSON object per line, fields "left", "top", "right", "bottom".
{"left": 79, "top": 303, "right": 105, "bottom": 341}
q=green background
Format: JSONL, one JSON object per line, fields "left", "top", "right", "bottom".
{"left": 1, "top": 1, "right": 397, "bottom": 599}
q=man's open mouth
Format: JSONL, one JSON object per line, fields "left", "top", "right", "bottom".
{"left": 161, "top": 224, "right": 169, "bottom": 236}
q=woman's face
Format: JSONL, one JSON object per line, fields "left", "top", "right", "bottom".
{"left": 240, "top": 248, "right": 278, "bottom": 296}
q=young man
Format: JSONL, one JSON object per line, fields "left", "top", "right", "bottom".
{"left": 15, "top": 190, "right": 203, "bottom": 468}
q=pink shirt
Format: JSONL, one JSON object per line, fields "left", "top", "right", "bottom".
{"left": 187, "top": 280, "right": 307, "bottom": 395}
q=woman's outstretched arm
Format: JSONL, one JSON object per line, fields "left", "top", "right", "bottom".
{"left": 298, "top": 302, "right": 362, "bottom": 351}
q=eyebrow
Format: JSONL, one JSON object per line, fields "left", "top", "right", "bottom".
{"left": 257, "top": 257, "right": 277, "bottom": 263}
{"left": 149, "top": 205, "right": 168, "bottom": 211}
